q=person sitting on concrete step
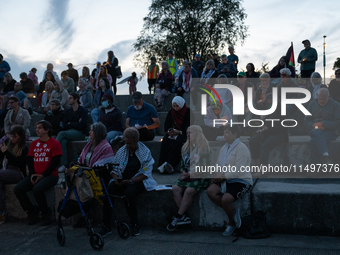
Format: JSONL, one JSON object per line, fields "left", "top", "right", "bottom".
{"left": 44, "top": 99, "right": 64, "bottom": 137}
{"left": 50, "top": 79, "right": 69, "bottom": 110}
{"left": 91, "top": 77, "right": 114, "bottom": 123}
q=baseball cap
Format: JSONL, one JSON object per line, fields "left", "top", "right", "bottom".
{"left": 132, "top": 91, "right": 143, "bottom": 102}
{"left": 228, "top": 45, "right": 234, "bottom": 49}
{"left": 167, "top": 49, "right": 174, "bottom": 54}
{"left": 195, "top": 54, "right": 201, "bottom": 58}
{"left": 212, "top": 53, "right": 218, "bottom": 56}
{"left": 150, "top": 56, "right": 156, "bottom": 60}
{"left": 237, "top": 71, "right": 246, "bottom": 77}
{"left": 302, "top": 39, "right": 310, "bottom": 44}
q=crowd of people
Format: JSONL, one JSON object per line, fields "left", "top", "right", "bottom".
{"left": 0, "top": 38, "right": 339, "bottom": 238}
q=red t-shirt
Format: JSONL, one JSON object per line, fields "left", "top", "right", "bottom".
{"left": 28, "top": 137, "right": 63, "bottom": 176}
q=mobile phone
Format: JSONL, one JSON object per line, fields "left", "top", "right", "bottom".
{"left": 0, "top": 135, "right": 8, "bottom": 144}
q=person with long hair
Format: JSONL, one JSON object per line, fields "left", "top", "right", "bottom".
{"left": 80, "top": 66, "right": 94, "bottom": 90}
{"left": 3, "top": 72, "right": 16, "bottom": 93}
{"left": 269, "top": 56, "right": 296, "bottom": 79}
{"left": 76, "top": 78, "right": 93, "bottom": 112}
{"left": 96, "top": 65, "right": 112, "bottom": 89}
{"left": 245, "top": 63, "right": 259, "bottom": 88}
{"left": 105, "top": 51, "right": 119, "bottom": 95}
{"left": 38, "top": 71, "right": 56, "bottom": 107}
{"left": 154, "top": 61, "right": 173, "bottom": 111}
{"left": 0, "top": 125, "right": 28, "bottom": 223}
{"left": 207, "top": 126, "right": 252, "bottom": 236}
{"left": 158, "top": 96, "right": 192, "bottom": 174}
{"left": 166, "top": 125, "right": 211, "bottom": 231}
{"left": 91, "top": 77, "right": 114, "bottom": 123}
{"left": 41, "top": 81, "right": 55, "bottom": 113}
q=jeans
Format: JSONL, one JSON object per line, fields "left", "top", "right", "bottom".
{"left": 91, "top": 108, "right": 99, "bottom": 123}
{"left": 106, "top": 130, "right": 123, "bottom": 143}
{"left": 154, "top": 88, "right": 170, "bottom": 106}
{"left": 249, "top": 131, "right": 288, "bottom": 165}
{"left": 14, "top": 175, "right": 58, "bottom": 213}
{"left": 309, "top": 129, "right": 338, "bottom": 164}
{"left": 103, "top": 181, "right": 145, "bottom": 226}
{"left": 56, "top": 129, "right": 86, "bottom": 166}
{"left": 0, "top": 167, "right": 23, "bottom": 212}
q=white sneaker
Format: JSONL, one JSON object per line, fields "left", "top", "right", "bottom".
{"left": 158, "top": 162, "right": 167, "bottom": 173}
{"left": 222, "top": 225, "right": 236, "bottom": 236}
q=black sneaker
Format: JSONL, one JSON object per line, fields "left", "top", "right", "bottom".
{"left": 166, "top": 215, "right": 185, "bottom": 231}
{"left": 177, "top": 215, "right": 191, "bottom": 225}
{"left": 99, "top": 225, "right": 112, "bottom": 238}
{"left": 27, "top": 206, "right": 40, "bottom": 225}
{"left": 41, "top": 208, "right": 55, "bottom": 226}
{"left": 131, "top": 224, "right": 140, "bottom": 236}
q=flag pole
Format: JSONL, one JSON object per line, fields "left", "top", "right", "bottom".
{"left": 323, "top": 35, "right": 327, "bottom": 85}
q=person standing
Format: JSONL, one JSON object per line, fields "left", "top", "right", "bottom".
{"left": 298, "top": 39, "right": 318, "bottom": 79}
{"left": 166, "top": 49, "right": 178, "bottom": 76}
{"left": 0, "top": 54, "right": 11, "bottom": 84}
{"left": 57, "top": 93, "right": 87, "bottom": 169}
{"left": 14, "top": 120, "right": 62, "bottom": 226}
{"left": 147, "top": 57, "right": 159, "bottom": 94}
{"left": 67, "top": 63, "right": 79, "bottom": 89}
{"left": 106, "top": 51, "right": 119, "bottom": 95}
{"left": 227, "top": 46, "right": 239, "bottom": 72}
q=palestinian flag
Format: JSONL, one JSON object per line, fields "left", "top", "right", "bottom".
{"left": 286, "top": 43, "right": 295, "bottom": 67}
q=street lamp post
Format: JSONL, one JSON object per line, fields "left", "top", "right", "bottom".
{"left": 323, "top": 35, "right": 326, "bottom": 85}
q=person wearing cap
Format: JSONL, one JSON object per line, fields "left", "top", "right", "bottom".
{"left": 297, "top": 40, "right": 318, "bottom": 79}
{"left": 106, "top": 51, "right": 119, "bottom": 95}
{"left": 50, "top": 79, "right": 70, "bottom": 110}
{"left": 67, "top": 63, "right": 79, "bottom": 88}
{"left": 166, "top": 49, "right": 178, "bottom": 76}
{"left": 147, "top": 57, "right": 159, "bottom": 94}
{"left": 192, "top": 54, "right": 204, "bottom": 77}
{"left": 57, "top": 93, "right": 88, "bottom": 168}
{"left": 154, "top": 62, "right": 173, "bottom": 111}
{"left": 4, "top": 96, "right": 31, "bottom": 138}
{"left": 76, "top": 77, "right": 93, "bottom": 112}
{"left": 98, "top": 94, "right": 123, "bottom": 142}
{"left": 91, "top": 77, "right": 114, "bottom": 123}
{"left": 227, "top": 46, "right": 239, "bottom": 72}
{"left": 249, "top": 93, "right": 288, "bottom": 166}
{"left": 126, "top": 91, "right": 160, "bottom": 141}
{"left": 61, "top": 70, "right": 75, "bottom": 94}
{"left": 177, "top": 62, "right": 198, "bottom": 97}
{"left": 19, "top": 72, "right": 35, "bottom": 93}
{"left": 0, "top": 54, "right": 11, "bottom": 84}
{"left": 202, "top": 102, "right": 232, "bottom": 141}
{"left": 44, "top": 99, "right": 64, "bottom": 136}
{"left": 217, "top": 55, "right": 237, "bottom": 78}
{"left": 212, "top": 53, "right": 220, "bottom": 69}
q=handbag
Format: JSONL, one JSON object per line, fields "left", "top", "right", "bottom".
{"left": 66, "top": 166, "right": 94, "bottom": 203}
{"left": 115, "top": 66, "right": 122, "bottom": 78}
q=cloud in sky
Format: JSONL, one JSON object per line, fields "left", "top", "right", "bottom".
{"left": 1, "top": 0, "right": 340, "bottom": 94}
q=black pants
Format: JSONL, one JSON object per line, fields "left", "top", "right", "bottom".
{"left": 177, "top": 88, "right": 187, "bottom": 98}
{"left": 0, "top": 109, "right": 9, "bottom": 128}
{"left": 301, "top": 69, "right": 315, "bottom": 79}
{"left": 103, "top": 181, "right": 145, "bottom": 225}
{"left": 147, "top": 79, "right": 156, "bottom": 93}
{"left": 201, "top": 126, "right": 225, "bottom": 141}
{"left": 138, "top": 128, "right": 155, "bottom": 141}
{"left": 14, "top": 175, "right": 58, "bottom": 213}
{"left": 159, "top": 134, "right": 186, "bottom": 167}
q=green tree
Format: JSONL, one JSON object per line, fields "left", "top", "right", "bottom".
{"left": 133, "top": 0, "right": 248, "bottom": 76}
{"left": 255, "top": 62, "right": 270, "bottom": 75}
{"left": 333, "top": 57, "right": 340, "bottom": 70}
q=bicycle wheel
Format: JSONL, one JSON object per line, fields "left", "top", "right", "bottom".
{"left": 117, "top": 222, "right": 130, "bottom": 239}
{"left": 89, "top": 233, "right": 104, "bottom": 251}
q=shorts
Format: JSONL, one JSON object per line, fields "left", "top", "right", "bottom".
{"left": 219, "top": 182, "right": 251, "bottom": 201}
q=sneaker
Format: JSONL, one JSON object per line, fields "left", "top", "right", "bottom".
{"left": 164, "top": 163, "right": 174, "bottom": 174}
{"left": 167, "top": 215, "right": 185, "bottom": 231}
{"left": 177, "top": 215, "right": 191, "bottom": 225}
{"left": 99, "top": 225, "right": 112, "bottom": 238}
{"left": 222, "top": 225, "right": 236, "bottom": 236}
{"left": 131, "top": 224, "right": 140, "bottom": 236}
{"left": 234, "top": 208, "right": 241, "bottom": 228}
{"left": 27, "top": 206, "right": 40, "bottom": 225}
{"left": 0, "top": 211, "right": 7, "bottom": 224}
{"left": 157, "top": 162, "right": 167, "bottom": 174}
{"left": 41, "top": 208, "right": 55, "bottom": 226}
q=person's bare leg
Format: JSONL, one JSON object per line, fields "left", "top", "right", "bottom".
{"left": 207, "top": 183, "right": 223, "bottom": 207}
{"left": 221, "top": 193, "right": 236, "bottom": 225}
{"left": 172, "top": 185, "right": 186, "bottom": 209}
{"left": 178, "top": 187, "right": 198, "bottom": 215}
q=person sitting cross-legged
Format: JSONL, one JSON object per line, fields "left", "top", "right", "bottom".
{"left": 166, "top": 125, "right": 211, "bottom": 231}
{"left": 14, "top": 120, "right": 62, "bottom": 226}
{"left": 56, "top": 93, "right": 87, "bottom": 170}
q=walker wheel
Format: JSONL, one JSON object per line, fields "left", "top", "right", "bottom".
{"left": 90, "top": 233, "right": 104, "bottom": 251}
{"left": 117, "top": 222, "right": 130, "bottom": 239}
{"left": 57, "top": 227, "right": 66, "bottom": 246}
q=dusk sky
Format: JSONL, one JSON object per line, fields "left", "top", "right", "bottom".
{"left": 1, "top": 0, "right": 339, "bottom": 94}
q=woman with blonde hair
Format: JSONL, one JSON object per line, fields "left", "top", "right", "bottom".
{"left": 167, "top": 125, "right": 211, "bottom": 231}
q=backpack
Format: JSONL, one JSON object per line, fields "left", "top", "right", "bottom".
{"left": 233, "top": 211, "right": 270, "bottom": 242}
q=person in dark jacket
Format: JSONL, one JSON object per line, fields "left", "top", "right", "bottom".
{"left": 105, "top": 51, "right": 119, "bottom": 95}
{"left": 249, "top": 93, "right": 288, "bottom": 166}
{"left": 329, "top": 69, "right": 340, "bottom": 104}
{"left": 192, "top": 54, "right": 204, "bottom": 77}
{"left": 67, "top": 63, "right": 79, "bottom": 90}
{"left": 0, "top": 125, "right": 28, "bottom": 224}
{"left": 98, "top": 94, "right": 123, "bottom": 142}
{"left": 44, "top": 99, "right": 64, "bottom": 136}
{"left": 177, "top": 62, "right": 198, "bottom": 97}
{"left": 154, "top": 62, "right": 173, "bottom": 111}
{"left": 269, "top": 56, "right": 296, "bottom": 79}
{"left": 3, "top": 73, "right": 16, "bottom": 93}
{"left": 245, "top": 63, "right": 259, "bottom": 88}
{"left": 216, "top": 55, "right": 237, "bottom": 78}
{"left": 158, "top": 96, "right": 193, "bottom": 174}
{"left": 19, "top": 72, "right": 35, "bottom": 93}
{"left": 56, "top": 93, "right": 87, "bottom": 168}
